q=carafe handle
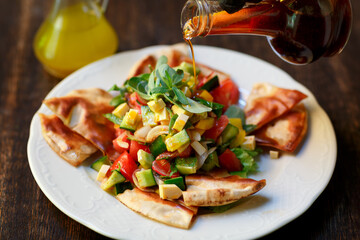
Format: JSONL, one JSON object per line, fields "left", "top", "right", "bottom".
{"left": 97, "top": 0, "right": 109, "bottom": 12}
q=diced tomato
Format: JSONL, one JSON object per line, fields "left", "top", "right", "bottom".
{"left": 129, "top": 140, "right": 150, "bottom": 161}
{"left": 152, "top": 159, "right": 180, "bottom": 178}
{"left": 219, "top": 149, "right": 243, "bottom": 172}
{"left": 109, "top": 151, "right": 138, "bottom": 182}
{"left": 155, "top": 145, "right": 193, "bottom": 161}
{"left": 203, "top": 115, "right": 229, "bottom": 140}
{"left": 115, "top": 128, "right": 126, "bottom": 138}
{"left": 113, "top": 132, "right": 130, "bottom": 153}
{"left": 128, "top": 92, "right": 146, "bottom": 112}
{"left": 178, "top": 145, "right": 192, "bottom": 158}
{"left": 211, "top": 79, "right": 240, "bottom": 111}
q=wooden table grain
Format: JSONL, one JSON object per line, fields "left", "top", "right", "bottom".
{"left": 1, "top": 0, "right": 359, "bottom": 239}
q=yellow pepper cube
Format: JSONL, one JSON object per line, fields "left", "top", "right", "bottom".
{"left": 229, "top": 118, "right": 243, "bottom": 130}
{"left": 154, "top": 107, "right": 169, "bottom": 123}
{"left": 112, "top": 103, "right": 129, "bottom": 118}
{"left": 230, "top": 129, "right": 246, "bottom": 148}
{"left": 171, "top": 105, "right": 193, "bottom": 117}
{"left": 165, "top": 130, "right": 190, "bottom": 152}
{"left": 195, "top": 118, "right": 215, "bottom": 130}
{"left": 147, "top": 98, "right": 166, "bottom": 113}
{"left": 199, "top": 90, "right": 213, "bottom": 102}
{"left": 173, "top": 114, "right": 189, "bottom": 132}
{"left": 241, "top": 135, "right": 256, "bottom": 150}
{"left": 126, "top": 109, "right": 140, "bottom": 125}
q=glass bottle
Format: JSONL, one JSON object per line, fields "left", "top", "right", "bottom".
{"left": 33, "top": 0, "right": 118, "bottom": 78}
{"left": 181, "top": 0, "right": 352, "bottom": 64}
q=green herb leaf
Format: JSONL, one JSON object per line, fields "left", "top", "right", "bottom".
{"left": 182, "top": 98, "right": 212, "bottom": 114}
{"left": 173, "top": 87, "right": 189, "bottom": 105}
{"left": 244, "top": 124, "right": 257, "bottom": 133}
{"left": 224, "top": 105, "right": 245, "bottom": 124}
{"left": 151, "top": 86, "right": 170, "bottom": 94}
{"left": 169, "top": 114, "right": 178, "bottom": 135}
{"left": 196, "top": 98, "right": 224, "bottom": 118}
{"left": 110, "top": 95, "right": 126, "bottom": 107}
{"left": 230, "top": 147, "right": 260, "bottom": 177}
{"left": 125, "top": 77, "right": 151, "bottom": 100}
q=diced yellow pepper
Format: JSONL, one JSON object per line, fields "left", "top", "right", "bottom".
{"left": 112, "top": 103, "right": 130, "bottom": 118}
{"left": 147, "top": 98, "right": 166, "bottom": 113}
{"left": 126, "top": 109, "right": 140, "bottom": 125}
{"left": 195, "top": 118, "right": 215, "bottom": 130}
{"left": 229, "top": 118, "right": 243, "bottom": 130}
{"left": 199, "top": 90, "right": 213, "bottom": 102}
{"left": 171, "top": 105, "right": 193, "bottom": 117}
{"left": 182, "top": 86, "right": 192, "bottom": 98}
{"left": 229, "top": 129, "right": 246, "bottom": 148}
{"left": 241, "top": 135, "right": 256, "bottom": 150}
{"left": 159, "top": 184, "right": 182, "bottom": 200}
{"left": 154, "top": 107, "right": 169, "bottom": 122}
{"left": 172, "top": 114, "right": 189, "bottom": 132}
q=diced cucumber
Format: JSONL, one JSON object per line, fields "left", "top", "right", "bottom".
{"left": 91, "top": 156, "right": 109, "bottom": 172}
{"left": 101, "top": 171, "right": 126, "bottom": 190}
{"left": 175, "top": 157, "right": 197, "bottom": 175}
{"left": 120, "top": 111, "right": 137, "bottom": 132}
{"left": 164, "top": 176, "right": 185, "bottom": 190}
{"left": 141, "top": 106, "right": 157, "bottom": 126}
{"left": 221, "top": 123, "right": 239, "bottom": 144}
{"left": 138, "top": 150, "right": 154, "bottom": 169}
{"left": 201, "top": 75, "right": 220, "bottom": 92}
{"left": 174, "top": 62, "right": 200, "bottom": 76}
{"left": 165, "top": 129, "right": 190, "bottom": 152}
{"left": 150, "top": 135, "right": 167, "bottom": 158}
{"left": 201, "top": 152, "right": 219, "bottom": 172}
{"left": 135, "top": 169, "right": 157, "bottom": 187}
{"left": 114, "top": 182, "right": 133, "bottom": 195}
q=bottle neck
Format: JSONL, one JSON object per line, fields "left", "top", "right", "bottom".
{"left": 181, "top": 0, "right": 221, "bottom": 39}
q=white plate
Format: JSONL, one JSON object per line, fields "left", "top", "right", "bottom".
{"left": 28, "top": 45, "right": 336, "bottom": 240}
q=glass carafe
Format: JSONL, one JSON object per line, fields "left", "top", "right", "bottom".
{"left": 33, "top": 0, "right": 118, "bottom": 78}
{"left": 181, "top": 0, "right": 352, "bottom": 64}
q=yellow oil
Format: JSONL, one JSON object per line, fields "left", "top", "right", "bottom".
{"left": 33, "top": 2, "right": 118, "bottom": 78}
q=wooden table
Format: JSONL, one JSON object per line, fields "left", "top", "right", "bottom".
{"left": 1, "top": 0, "right": 359, "bottom": 239}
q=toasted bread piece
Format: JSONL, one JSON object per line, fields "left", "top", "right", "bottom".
{"left": 39, "top": 114, "right": 97, "bottom": 166}
{"left": 116, "top": 188, "right": 195, "bottom": 229}
{"left": 244, "top": 83, "right": 307, "bottom": 130}
{"left": 254, "top": 104, "right": 308, "bottom": 152}
{"left": 182, "top": 175, "right": 266, "bottom": 206}
{"left": 43, "top": 88, "right": 115, "bottom": 154}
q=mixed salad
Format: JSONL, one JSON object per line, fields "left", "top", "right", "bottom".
{"left": 92, "top": 55, "right": 262, "bottom": 201}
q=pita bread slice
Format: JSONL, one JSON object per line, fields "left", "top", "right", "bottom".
{"left": 254, "top": 104, "right": 308, "bottom": 152}
{"left": 39, "top": 114, "right": 97, "bottom": 166}
{"left": 116, "top": 188, "right": 195, "bottom": 229}
{"left": 244, "top": 83, "right": 307, "bottom": 130}
{"left": 182, "top": 175, "right": 266, "bottom": 206}
{"left": 43, "top": 88, "right": 115, "bottom": 154}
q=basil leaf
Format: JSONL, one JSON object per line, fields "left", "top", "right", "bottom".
{"left": 173, "top": 87, "right": 189, "bottom": 105}
{"left": 182, "top": 98, "right": 212, "bottom": 114}
{"left": 104, "top": 113, "right": 122, "bottom": 125}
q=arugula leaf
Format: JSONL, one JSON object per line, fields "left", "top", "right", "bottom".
{"left": 173, "top": 87, "right": 189, "bottom": 105}
{"left": 104, "top": 113, "right": 122, "bottom": 125}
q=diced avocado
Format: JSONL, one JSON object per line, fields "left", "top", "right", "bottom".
{"left": 138, "top": 150, "right": 154, "bottom": 169}
{"left": 101, "top": 171, "right": 126, "bottom": 190}
{"left": 165, "top": 129, "right": 190, "bottom": 152}
{"left": 221, "top": 123, "right": 239, "bottom": 144}
{"left": 200, "top": 75, "right": 220, "bottom": 92}
{"left": 174, "top": 62, "right": 200, "bottom": 76}
{"left": 201, "top": 152, "right": 219, "bottom": 172}
{"left": 150, "top": 135, "right": 167, "bottom": 158}
{"left": 120, "top": 111, "right": 137, "bottom": 132}
{"left": 114, "top": 181, "right": 133, "bottom": 195}
{"left": 164, "top": 176, "right": 185, "bottom": 190}
{"left": 91, "top": 156, "right": 109, "bottom": 172}
{"left": 135, "top": 169, "right": 157, "bottom": 187}
{"left": 141, "top": 106, "right": 157, "bottom": 126}
{"left": 175, "top": 157, "right": 197, "bottom": 175}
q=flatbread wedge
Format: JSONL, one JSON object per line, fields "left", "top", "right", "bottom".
{"left": 39, "top": 114, "right": 98, "bottom": 166}
{"left": 244, "top": 83, "right": 307, "bottom": 130}
{"left": 43, "top": 88, "right": 115, "bottom": 155}
{"left": 116, "top": 188, "right": 196, "bottom": 229}
{"left": 182, "top": 175, "right": 266, "bottom": 206}
{"left": 254, "top": 104, "right": 308, "bottom": 152}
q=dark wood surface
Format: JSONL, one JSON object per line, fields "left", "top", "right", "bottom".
{"left": 1, "top": 0, "right": 359, "bottom": 239}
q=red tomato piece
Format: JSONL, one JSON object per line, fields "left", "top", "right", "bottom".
{"left": 155, "top": 145, "right": 192, "bottom": 161}
{"left": 211, "top": 79, "right": 240, "bottom": 111}
{"left": 152, "top": 159, "right": 180, "bottom": 178}
{"left": 203, "top": 115, "right": 229, "bottom": 141}
{"left": 129, "top": 140, "right": 150, "bottom": 161}
{"left": 128, "top": 92, "right": 146, "bottom": 112}
{"left": 110, "top": 151, "right": 138, "bottom": 182}
{"left": 219, "top": 149, "right": 243, "bottom": 172}
{"left": 113, "top": 132, "right": 130, "bottom": 153}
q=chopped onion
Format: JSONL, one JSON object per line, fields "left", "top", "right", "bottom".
{"left": 146, "top": 125, "right": 169, "bottom": 142}
{"left": 153, "top": 172, "right": 164, "bottom": 186}
{"left": 196, "top": 152, "right": 209, "bottom": 170}
{"left": 134, "top": 125, "right": 152, "bottom": 140}
{"left": 208, "top": 147, "right": 217, "bottom": 155}
{"left": 132, "top": 168, "right": 155, "bottom": 193}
